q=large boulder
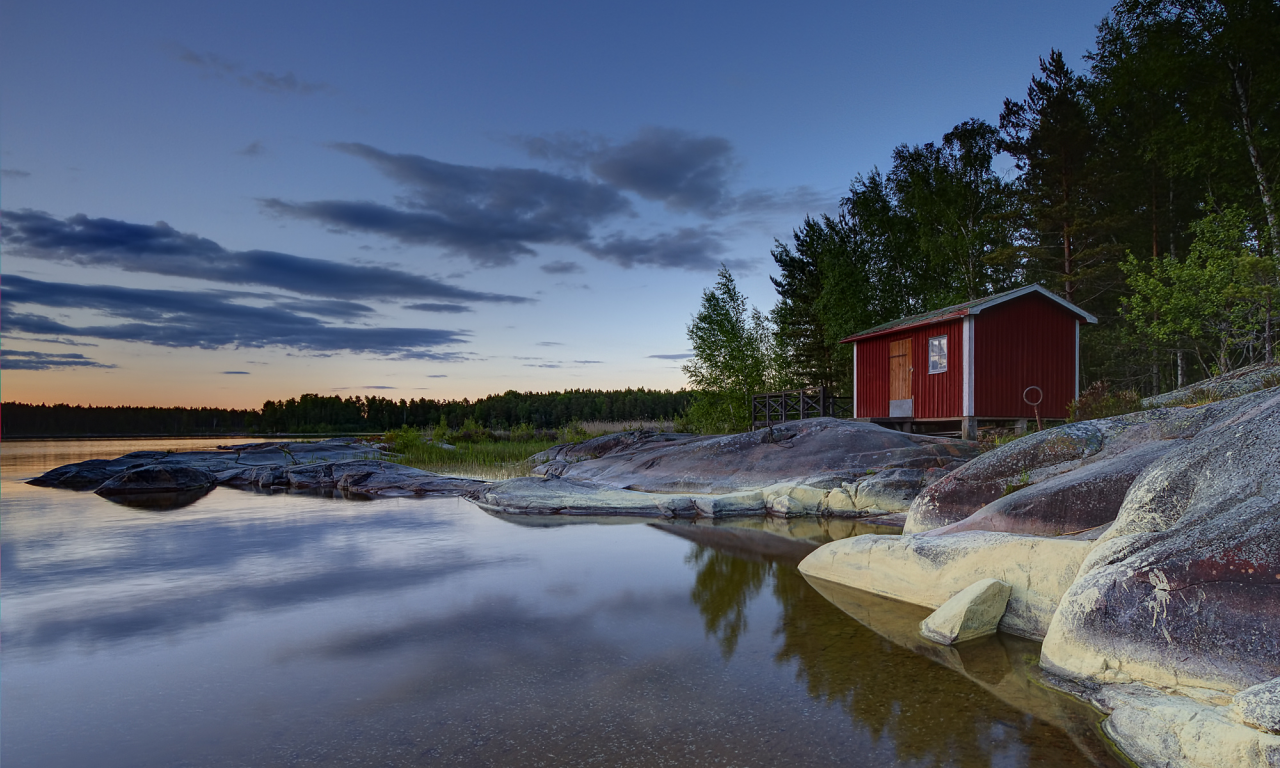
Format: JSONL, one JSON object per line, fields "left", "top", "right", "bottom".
{"left": 1041, "top": 390, "right": 1280, "bottom": 695}
{"left": 94, "top": 465, "right": 218, "bottom": 496}
{"left": 905, "top": 390, "right": 1279, "bottom": 536}
{"left": 919, "top": 578, "right": 1012, "bottom": 645}
{"left": 27, "top": 451, "right": 168, "bottom": 490}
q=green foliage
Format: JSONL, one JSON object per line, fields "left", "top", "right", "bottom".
{"left": 683, "top": 265, "right": 779, "bottom": 433}
{"left": 1123, "top": 202, "right": 1275, "bottom": 372}
{"left": 1067, "top": 381, "right": 1145, "bottom": 422}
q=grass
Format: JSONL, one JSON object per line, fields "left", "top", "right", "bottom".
{"left": 374, "top": 419, "right": 677, "bottom": 480}
{"left": 381, "top": 437, "right": 558, "bottom": 480}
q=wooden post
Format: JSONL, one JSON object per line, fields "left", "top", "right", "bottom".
{"left": 960, "top": 417, "right": 977, "bottom": 441}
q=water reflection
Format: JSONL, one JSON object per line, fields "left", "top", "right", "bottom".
{"left": 5, "top": 440, "right": 1121, "bottom": 768}
{"left": 96, "top": 487, "right": 214, "bottom": 510}
{"left": 678, "top": 530, "right": 1122, "bottom": 767}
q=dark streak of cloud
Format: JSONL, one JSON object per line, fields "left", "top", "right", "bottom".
{"left": 1, "top": 349, "right": 116, "bottom": 371}
{"left": 648, "top": 352, "right": 694, "bottom": 360}
{"left": 2, "top": 275, "right": 468, "bottom": 357}
{"left": 404, "top": 302, "right": 473, "bottom": 314}
{"left": 222, "top": 371, "right": 250, "bottom": 375}
{"left": 263, "top": 142, "right": 731, "bottom": 272}
{"left": 1, "top": 209, "right": 531, "bottom": 304}
{"left": 539, "top": 260, "right": 584, "bottom": 275}
{"left": 175, "top": 46, "right": 334, "bottom": 96}
{"left": 239, "top": 141, "right": 266, "bottom": 157}
{"left": 2, "top": 169, "right": 32, "bottom": 179}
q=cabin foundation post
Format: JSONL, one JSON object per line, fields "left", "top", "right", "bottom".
{"left": 960, "top": 417, "right": 977, "bottom": 441}
{"left": 1014, "top": 419, "right": 1028, "bottom": 435}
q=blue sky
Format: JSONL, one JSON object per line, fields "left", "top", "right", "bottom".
{"left": 1, "top": 0, "right": 1114, "bottom": 408}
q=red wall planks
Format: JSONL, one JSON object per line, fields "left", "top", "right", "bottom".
{"left": 973, "top": 296, "right": 1077, "bottom": 419}
{"left": 855, "top": 336, "right": 891, "bottom": 418}
{"left": 856, "top": 318, "right": 964, "bottom": 418}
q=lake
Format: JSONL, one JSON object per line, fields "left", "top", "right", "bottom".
{"left": 1, "top": 439, "right": 1124, "bottom": 767}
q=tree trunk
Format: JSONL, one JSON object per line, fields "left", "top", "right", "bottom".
{"left": 1231, "top": 63, "right": 1280, "bottom": 259}
{"left": 1177, "top": 349, "right": 1186, "bottom": 389}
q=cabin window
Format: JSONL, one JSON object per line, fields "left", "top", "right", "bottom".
{"left": 928, "top": 336, "right": 948, "bottom": 373}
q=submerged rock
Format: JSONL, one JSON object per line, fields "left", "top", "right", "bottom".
{"left": 919, "top": 578, "right": 1012, "bottom": 645}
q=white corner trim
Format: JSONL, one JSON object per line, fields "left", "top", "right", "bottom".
{"left": 963, "top": 316, "right": 975, "bottom": 417}
{"left": 851, "top": 342, "right": 858, "bottom": 418}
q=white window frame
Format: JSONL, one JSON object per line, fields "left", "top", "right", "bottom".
{"left": 928, "top": 335, "right": 948, "bottom": 374}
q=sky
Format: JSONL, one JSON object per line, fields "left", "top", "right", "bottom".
{"left": 1, "top": 0, "right": 1116, "bottom": 408}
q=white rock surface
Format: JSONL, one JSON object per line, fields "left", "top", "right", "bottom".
{"left": 799, "top": 531, "right": 1092, "bottom": 640}
{"left": 919, "top": 578, "right": 1012, "bottom": 645}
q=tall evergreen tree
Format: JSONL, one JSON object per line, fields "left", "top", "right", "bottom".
{"left": 1000, "top": 51, "right": 1121, "bottom": 309}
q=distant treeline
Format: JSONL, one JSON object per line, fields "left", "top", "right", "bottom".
{"left": 2, "top": 388, "right": 692, "bottom": 437}
{"left": 2, "top": 403, "right": 257, "bottom": 437}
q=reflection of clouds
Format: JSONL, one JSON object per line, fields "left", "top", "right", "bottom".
{"left": 3, "top": 498, "right": 490, "bottom": 654}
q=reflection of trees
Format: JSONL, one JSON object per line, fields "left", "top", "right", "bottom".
{"left": 686, "top": 545, "right": 771, "bottom": 659}
{"left": 687, "top": 541, "right": 1119, "bottom": 767}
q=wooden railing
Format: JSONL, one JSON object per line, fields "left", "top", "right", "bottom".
{"left": 751, "top": 387, "right": 853, "bottom": 427}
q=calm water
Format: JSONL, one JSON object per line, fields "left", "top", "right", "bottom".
{"left": 1, "top": 439, "right": 1123, "bottom": 767}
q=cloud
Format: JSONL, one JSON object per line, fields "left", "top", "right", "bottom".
{"left": 2, "top": 169, "right": 31, "bottom": 179}
{"left": 263, "top": 142, "right": 733, "bottom": 272}
{"left": 363, "top": 385, "right": 395, "bottom": 390}
{"left": 1, "top": 349, "right": 116, "bottom": 371}
{"left": 539, "top": 260, "right": 584, "bottom": 275}
{"left": 2, "top": 275, "right": 468, "bottom": 357}
{"left": 175, "top": 46, "right": 334, "bottom": 95}
{"left": 573, "top": 360, "right": 604, "bottom": 364}
{"left": 427, "top": 374, "right": 448, "bottom": 378}
{"left": 239, "top": 141, "right": 265, "bottom": 157}
{"left": 221, "top": 371, "right": 250, "bottom": 375}
{"left": 520, "top": 127, "right": 830, "bottom": 219}
{"left": 261, "top": 142, "right": 632, "bottom": 267}
{"left": 536, "top": 341, "right": 563, "bottom": 347}
{"left": 648, "top": 352, "right": 694, "bottom": 360}
{"left": 519, "top": 127, "right": 735, "bottom": 215}
{"left": 1, "top": 209, "right": 531, "bottom": 304}
{"left": 585, "top": 226, "right": 731, "bottom": 271}
{"left": 404, "top": 302, "right": 473, "bottom": 314}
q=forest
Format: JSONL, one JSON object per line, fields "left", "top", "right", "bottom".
{"left": 684, "top": 0, "right": 1279, "bottom": 432}
{"left": 1, "top": 388, "right": 692, "bottom": 437}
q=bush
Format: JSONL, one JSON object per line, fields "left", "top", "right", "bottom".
{"left": 1068, "top": 381, "right": 1144, "bottom": 422}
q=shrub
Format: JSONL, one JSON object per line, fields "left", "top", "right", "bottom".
{"left": 1068, "top": 381, "right": 1143, "bottom": 422}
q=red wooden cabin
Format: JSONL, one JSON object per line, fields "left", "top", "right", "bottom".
{"left": 840, "top": 285, "right": 1097, "bottom": 439}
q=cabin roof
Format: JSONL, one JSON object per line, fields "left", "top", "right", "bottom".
{"left": 838, "top": 284, "right": 1098, "bottom": 344}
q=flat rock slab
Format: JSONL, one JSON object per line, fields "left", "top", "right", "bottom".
{"left": 1083, "top": 683, "right": 1280, "bottom": 768}
{"left": 479, "top": 418, "right": 977, "bottom": 518}
{"left": 799, "top": 530, "right": 1093, "bottom": 640}
{"left": 533, "top": 418, "right": 977, "bottom": 494}
{"left": 920, "top": 578, "right": 1012, "bottom": 645}
{"left": 217, "top": 460, "right": 488, "bottom": 497}
{"left": 28, "top": 439, "right": 486, "bottom": 499}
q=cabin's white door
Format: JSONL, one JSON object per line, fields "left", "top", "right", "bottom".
{"left": 889, "top": 339, "right": 913, "bottom": 417}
